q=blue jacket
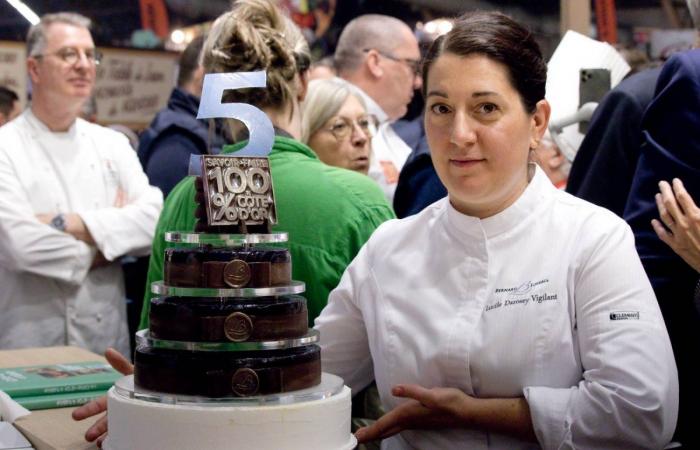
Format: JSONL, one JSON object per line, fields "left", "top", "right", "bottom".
{"left": 567, "top": 67, "right": 661, "bottom": 216}
{"left": 138, "top": 87, "right": 225, "bottom": 197}
{"left": 393, "top": 115, "right": 447, "bottom": 218}
{"left": 624, "top": 49, "right": 700, "bottom": 447}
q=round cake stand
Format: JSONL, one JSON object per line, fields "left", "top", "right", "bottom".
{"left": 105, "top": 373, "right": 357, "bottom": 450}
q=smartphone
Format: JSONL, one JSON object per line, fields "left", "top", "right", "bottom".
{"left": 579, "top": 68, "right": 611, "bottom": 133}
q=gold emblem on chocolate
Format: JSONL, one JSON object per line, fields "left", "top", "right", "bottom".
{"left": 231, "top": 368, "right": 259, "bottom": 397}
{"left": 224, "top": 312, "right": 254, "bottom": 342}
{"left": 223, "top": 259, "right": 251, "bottom": 288}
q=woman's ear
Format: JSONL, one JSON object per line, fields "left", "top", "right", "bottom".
{"left": 530, "top": 99, "right": 551, "bottom": 149}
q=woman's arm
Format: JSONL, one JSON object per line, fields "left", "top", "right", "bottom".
{"left": 526, "top": 214, "right": 678, "bottom": 449}
{"left": 355, "top": 384, "right": 536, "bottom": 443}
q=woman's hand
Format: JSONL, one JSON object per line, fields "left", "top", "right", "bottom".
{"left": 72, "top": 348, "right": 134, "bottom": 448}
{"left": 355, "top": 384, "right": 536, "bottom": 444}
{"left": 652, "top": 178, "right": 700, "bottom": 273}
{"left": 354, "top": 384, "right": 472, "bottom": 443}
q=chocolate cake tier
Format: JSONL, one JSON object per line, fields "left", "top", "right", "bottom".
{"left": 149, "top": 295, "right": 308, "bottom": 342}
{"left": 164, "top": 246, "right": 291, "bottom": 289}
{"left": 134, "top": 345, "right": 321, "bottom": 397}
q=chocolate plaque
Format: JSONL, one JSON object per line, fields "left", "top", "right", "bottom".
{"left": 223, "top": 259, "right": 251, "bottom": 288}
{"left": 224, "top": 312, "right": 254, "bottom": 342}
{"left": 231, "top": 368, "right": 260, "bottom": 396}
{"left": 201, "top": 155, "right": 277, "bottom": 227}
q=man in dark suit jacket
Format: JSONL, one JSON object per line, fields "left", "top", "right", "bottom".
{"left": 566, "top": 66, "right": 661, "bottom": 216}
{"left": 625, "top": 48, "right": 700, "bottom": 447}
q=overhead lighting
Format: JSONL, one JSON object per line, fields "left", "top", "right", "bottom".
{"left": 6, "top": 0, "right": 40, "bottom": 25}
{"left": 424, "top": 19, "right": 453, "bottom": 37}
{"left": 170, "top": 29, "right": 185, "bottom": 45}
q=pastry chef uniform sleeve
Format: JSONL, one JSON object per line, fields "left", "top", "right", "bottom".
{"left": 316, "top": 242, "right": 375, "bottom": 395}
{"left": 0, "top": 143, "right": 95, "bottom": 285}
{"left": 78, "top": 132, "right": 163, "bottom": 262}
{"left": 523, "top": 218, "right": 678, "bottom": 449}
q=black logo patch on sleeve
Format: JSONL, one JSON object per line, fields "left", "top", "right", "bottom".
{"left": 610, "top": 311, "right": 640, "bottom": 321}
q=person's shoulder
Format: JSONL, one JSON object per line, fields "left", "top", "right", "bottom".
{"left": 662, "top": 48, "right": 700, "bottom": 74}
{"left": 271, "top": 137, "right": 391, "bottom": 211}
{"left": 323, "top": 165, "right": 389, "bottom": 207}
{"left": 0, "top": 113, "right": 29, "bottom": 152}
{"left": 367, "top": 198, "right": 446, "bottom": 248}
{"left": 552, "top": 188, "right": 630, "bottom": 236}
{"left": 79, "top": 119, "right": 131, "bottom": 143}
{"left": 598, "top": 67, "right": 661, "bottom": 111}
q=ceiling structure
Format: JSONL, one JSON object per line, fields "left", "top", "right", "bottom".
{"left": 0, "top": 0, "right": 693, "bottom": 46}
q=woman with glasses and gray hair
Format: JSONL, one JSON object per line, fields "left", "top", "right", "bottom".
{"left": 301, "top": 77, "right": 378, "bottom": 175}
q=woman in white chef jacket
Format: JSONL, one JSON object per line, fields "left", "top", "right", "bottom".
{"left": 315, "top": 11, "right": 679, "bottom": 450}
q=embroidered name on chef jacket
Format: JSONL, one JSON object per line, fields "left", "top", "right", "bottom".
{"left": 485, "top": 278, "right": 558, "bottom": 312}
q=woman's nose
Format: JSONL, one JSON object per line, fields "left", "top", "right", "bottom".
{"left": 450, "top": 112, "right": 477, "bottom": 147}
{"left": 351, "top": 123, "right": 368, "bottom": 145}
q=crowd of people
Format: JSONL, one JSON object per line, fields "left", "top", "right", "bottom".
{"left": 2, "top": 0, "right": 700, "bottom": 448}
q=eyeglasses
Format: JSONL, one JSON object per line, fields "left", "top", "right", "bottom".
{"left": 363, "top": 48, "right": 421, "bottom": 75}
{"left": 35, "top": 47, "right": 103, "bottom": 66}
{"left": 326, "top": 114, "right": 379, "bottom": 140}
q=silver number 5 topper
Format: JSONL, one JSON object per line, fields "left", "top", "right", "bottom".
{"left": 188, "top": 71, "right": 275, "bottom": 175}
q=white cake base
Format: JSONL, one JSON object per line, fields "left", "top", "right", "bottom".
{"left": 104, "top": 375, "right": 356, "bottom": 450}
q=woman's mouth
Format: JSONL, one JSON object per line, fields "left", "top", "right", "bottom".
{"left": 450, "top": 158, "right": 485, "bottom": 169}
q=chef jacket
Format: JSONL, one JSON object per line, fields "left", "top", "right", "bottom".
{"left": 0, "top": 110, "right": 163, "bottom": 356}
{"left": 316, "top": 166, "right": 678, "bottom": 449}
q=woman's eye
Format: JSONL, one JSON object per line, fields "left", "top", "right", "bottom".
{"left": 477, "top": 103, "right": 498, "bottom": 114}
{"left": 331, "top": 122, "right": 349, "bottom": 133}
{"left": 430, "top": 103, "right": 451, "bottom": 114}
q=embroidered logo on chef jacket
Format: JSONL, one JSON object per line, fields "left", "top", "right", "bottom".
{"left": 609, "top": 311, "right": 640, "bottom": 321}
{"left": 485, "top": 278, "right": 558, "bottom": 312}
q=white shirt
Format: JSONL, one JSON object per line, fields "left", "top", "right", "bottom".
{"left": 0, "top": 110, "right": 163, "bottom": 356}
{"left": 352, "top": 86, "right": 412, "bottom": 204}
{"left": 316, "top": 167, "right": 678, "bottom": 449}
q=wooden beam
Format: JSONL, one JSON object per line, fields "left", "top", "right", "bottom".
{"left": 561, "top": 0, "right": 591, "bottom": 36}
{"left": 660, "top": 0, "right": 682, "bottom": 28}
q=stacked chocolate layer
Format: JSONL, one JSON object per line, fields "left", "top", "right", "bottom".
{"left": 164, "top": 246, "right": 291, "bottom": 289}
{"left": 149, "top": 295, "right": 308, "bottom": 342}
{"left": 137, "top": 239, "right": 321, "bottom": 398}
{"left": 135, "top": 345, "right": 321, "bottom": 397}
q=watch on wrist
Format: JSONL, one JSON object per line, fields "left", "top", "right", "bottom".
{"left": 50, "top": 213, "right": 67, "bottom": 232}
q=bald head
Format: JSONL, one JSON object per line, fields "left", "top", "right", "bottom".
{"left": 334, "top": 15, "right": 420, "bottom": 120}
{"left": 335, "top": 15, "right": 415, "bottom": 75}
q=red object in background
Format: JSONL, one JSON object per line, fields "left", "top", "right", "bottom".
{"left": 139, "top": 0, "right": 170, "bottom": 39}
{"left": 595, "top": 0, "right": 618, "bottom": 44}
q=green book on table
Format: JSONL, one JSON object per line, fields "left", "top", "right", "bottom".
{"left": 0, "top": 361, "right": 120, "bottom": 398}
{"left": 14, "top": 389, "right": 107, "bottom": 410}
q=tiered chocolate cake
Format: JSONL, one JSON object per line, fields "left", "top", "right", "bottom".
{"left": 133, "top": 155, "right": 321, "bottom": 398}
{"left": 105, "top": 153, "right": 355, "bottom": 450}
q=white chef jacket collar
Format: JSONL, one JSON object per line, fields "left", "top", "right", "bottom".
{"left": 24, "top": 108, "right": 79, "bottom": 137}
{"left": 445, "top": 164, "right": 552, "bottom": 240}
{"left": 348, "top": 83, "right": 390, "bottom": 125}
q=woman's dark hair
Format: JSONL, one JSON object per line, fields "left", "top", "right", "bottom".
{"left": 422, "top": 11, "right": 546, "bottom": 113}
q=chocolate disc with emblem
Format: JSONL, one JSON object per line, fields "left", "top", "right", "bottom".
{"left": 134, "top": 345, "right": 321, "bottom": 397}
{"left": 231, "top": 368, "right": 260, "bottom": 396}
{"left": 224, "top": 312, "right": 254, "bottom": 342}
{"left": 223, "top": 259, "right": 251, "bottom": 288}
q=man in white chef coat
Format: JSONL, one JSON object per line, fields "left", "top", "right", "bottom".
{"left": 0, "top": 12, "right": 163, "bottom": 356}
{"left": 334, "top": 15, "right": 422, "bottom": 204}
